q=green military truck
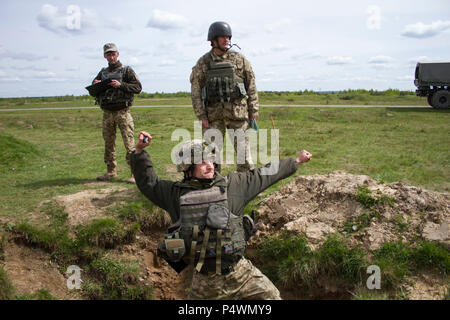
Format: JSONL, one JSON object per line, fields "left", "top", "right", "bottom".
{"left": 414, "top": 62, "right": 450, "bottom": 109}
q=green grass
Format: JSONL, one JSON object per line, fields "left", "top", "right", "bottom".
{"left": 15, "top": 288, "right": 58, "bottom": 300}
{"left": 105, "top": 193, "right": 171, "bottom": 231}
{"left": 0, "top": 133, "right": 40, "bottom": 166}
{"left": 258, "top": 232, "right": 367, "bottom": 292}
{"left": 371, "top": 240, "right": 448, "bottom": 291}
{"left": 256, "top": 231, "right": 450, "bottom": 299}
{"left": 0, "top": 105, "right": 448, "bottom": 226}
{"left": 0, "top": 266, "right": 15, "bottom": 300}
{"left": 76, "top": 218, "right": 139, "bottom": 249}
{"left": 356, "top": 186, "right": 395, "bottom": 208}
{"left": 83, "top": 255, "right": 153, "bottom": 300}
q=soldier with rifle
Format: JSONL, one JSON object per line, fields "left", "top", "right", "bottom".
{"left": 88, "top": 43, "right": 142, "bottom": 183}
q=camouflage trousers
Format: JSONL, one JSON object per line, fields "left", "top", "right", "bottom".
{"left": 102, "top": 108, "right": 135, "bottom": 171}
{"left": 187, "top": 257, "right": 281, "bottom": 300}
{"left": 203, "top": 118, "right": 255, "bottom": 172}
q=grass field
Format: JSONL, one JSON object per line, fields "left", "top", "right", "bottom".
{"left": 0, "top": 104, "right": 448, "bottom": 222}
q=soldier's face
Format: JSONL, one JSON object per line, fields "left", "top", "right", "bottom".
{"left": 193, "top": 160, "right": 215, "bottom": 179}
{"left": 214, "top": 36, "right": 231, "bottom": 51}
{"left": 104, "top": 51, "right": 119, "bottom": 64}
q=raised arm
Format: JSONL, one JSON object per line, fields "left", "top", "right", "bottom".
{"left": 227, "top": 150, "right": 312, "bottom": 215}
{"left": 131, "top": 132, "right": 180, "bottom": 222}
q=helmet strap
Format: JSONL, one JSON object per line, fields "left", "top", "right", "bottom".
{"left": 211, "top": 38, "right": 239, "bottom": 53}
{"left": 183, "top": 164, "right": 196, "bottom": 181}
{"left": 229, "top": 43, "right": 241, "bottom": 50}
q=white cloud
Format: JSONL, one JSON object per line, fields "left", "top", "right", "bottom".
{"left": 327, "top": 56, "right": 353, "bottom": 65}
{"left": 395, "top": 75, "right": 412, "bottom": 82}
{"left": 247, "top": 48, "right": 268, "bottom": 57}
{"left": 37, "top": 4, "right": 97, "bottom": 35}
{"left": 402, "top": 20, "right": 450, "bottom": 38}
{"left": 146, "top": 9, "right": 189, "bottom": 30}
{"left": 106, "top": 17, "right": 132, "bottom": 31}
{"left": 368, "top": 55, "right": 394, "bottom": 64}
{"left": 265, "top": 18, "right": 292, "bottom": 33}
{"left": 0, "top": 71, "right": 21, "bottom": 82}
{"left": 366, "top": 5, "right": 381, "bottom": 30}
{"left": 32, "top": 71, "right": 57, "bottom": 79}
{"left": 408, "top": 56, "right": 437, "bottom": 65}
{"left": 0, "top": 46, "right": 47, "bottom": 61}
{"left": 10, "top": 65, "right": 47, "bottom": 71}
{"left": 271, "top": 44, "right": 289, "bottom": 52}
{"left": 158, "top": 59, "right": 176, "bottom": 67}
{"left": 127, "top": 56, "right": 144, "bottom": 67}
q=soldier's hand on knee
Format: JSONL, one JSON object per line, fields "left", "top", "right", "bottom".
{"left": 202, "top": 119, "right": 209, "bottom": 129}
{"left": 135, "top": 131, "right": 152, "bottom": 153}
{"left": 297, "top": 150, "right": 312, "bottom": 164}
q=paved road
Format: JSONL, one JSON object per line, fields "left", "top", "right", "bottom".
{"left": 0, "top": 104, "right": 429, "bottom": 111}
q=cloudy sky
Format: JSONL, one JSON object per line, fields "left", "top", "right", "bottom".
{"left": 0, "top": 0, "right": 449, "bottom": 97}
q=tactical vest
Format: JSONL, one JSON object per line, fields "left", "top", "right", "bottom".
{"left": 202, "top": 61, "right": 248, "bottom": 108}
{"left": 97, "top": 66, "right": 134, "bottom": 110}
{"left": 158, "top": 183, "right": 246, "bottom": 275}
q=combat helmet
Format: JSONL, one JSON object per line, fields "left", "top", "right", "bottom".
{"left": 207, "top": 21, "right": 232, "bottom": 41}
{"left": 175, "top": 139, "right": 217, "bottom": 173}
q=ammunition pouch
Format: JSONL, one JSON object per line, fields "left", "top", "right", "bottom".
{"left": 202, "top": 61, "right": 248, "bottom": 107}
{"left": 157, "top": 231, "right": 186, "bottom": 263}
{"left": 206, "top": 203, "right": 230, "bottom": 229}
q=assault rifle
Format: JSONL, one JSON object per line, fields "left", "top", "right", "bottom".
{"left": 85, "top": 75, "right": 121, "bottom": 97}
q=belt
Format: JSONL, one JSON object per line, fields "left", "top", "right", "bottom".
{"left": 197, "top": 256, "right": 241, "bottom": 276}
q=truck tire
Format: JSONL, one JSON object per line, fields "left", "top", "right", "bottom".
{"left": 427, "top": 94, "right": 434, "bottom": 107}
{"left": 431, "top": 90, "right": 450, "bottom": 109}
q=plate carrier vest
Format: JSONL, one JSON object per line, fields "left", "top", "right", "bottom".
{"left": 158, "top": 181, "right": 246, "bottom": 275}
{"left": 97, "top": 66, "right": 134, "bottom": 109}
{"left": 201, "top": 60, "right": 248, "bottom": 108}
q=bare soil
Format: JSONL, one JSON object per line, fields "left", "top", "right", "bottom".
{"left": 2, "top": 240, "right": 81, "bottom": 299}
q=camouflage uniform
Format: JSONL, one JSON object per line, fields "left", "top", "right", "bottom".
{"left": 101, "top": 108, "right": 135, "bottom": 169}
{"left": 131, "top": 150, "right": 301, "bottom": 300}
{"left": 190, "top": 49, "right": 259, "bottom": 172}
{"left": 93, "top": 61, "right": 142, "bottom": 173}
{"left": 188, "top": 257, "right": 281, "bottom": 300}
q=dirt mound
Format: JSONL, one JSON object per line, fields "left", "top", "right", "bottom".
{"left": 2, "top": 240, "right": 81, "bottom": 299}
{"left": 51, "top": 185, "right": 132, "bottom": 227}
{"left": 257, "top": 171, "right": 449, "bottom": 251}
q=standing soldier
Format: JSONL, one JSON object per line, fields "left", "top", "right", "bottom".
{"left": 92, "top": 43, "right": 142, "bottom": 183}
{"left": 190, "top": 21, "right": 259, "bottom": 172}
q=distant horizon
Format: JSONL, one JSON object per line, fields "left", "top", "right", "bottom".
{"left": 0, "top": 88, "right": 420, "bottom": 100}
